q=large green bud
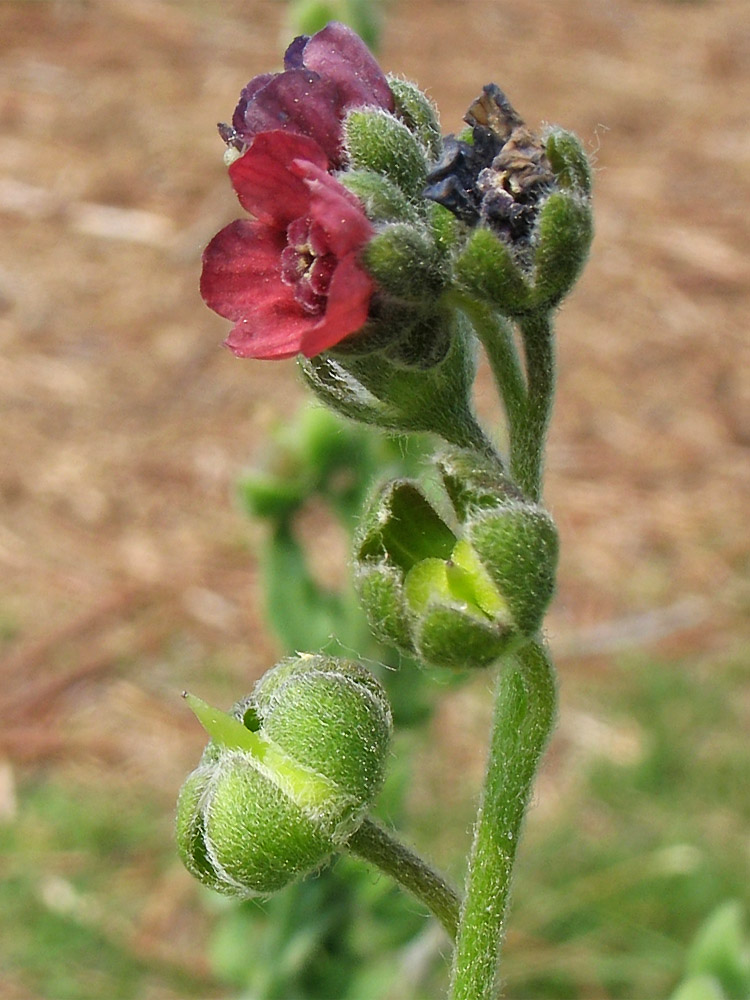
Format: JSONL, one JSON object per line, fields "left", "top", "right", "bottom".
{"left": 353, "top": 455, "right": 558, "bottom": 669}
{"left": 176, "top": 655, "right": 392, "bottom": 897}
{"left": 345, "top": 108, "right": 429, "bottom": 203}
{"left": 299, "top": 307, "right": 480, "bottom": 442}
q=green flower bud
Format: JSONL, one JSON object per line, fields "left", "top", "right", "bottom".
{"left": 176, "top": 655, "right": 392, "bottom": 898}
{"left": 354, "top": 463, "right": 558, "bottom": 669}
{"left": 388, "top": 77, "right": 443, "bottom": 162}
{"left": 345, "top": 109, "right": 429, "bottom": 201}
{"left": 545, "top": 128, "right": 592, "bottom": 196}
{"left": 354, "top": 481, "right": 510, "bottom": 669}
{"left": 531, "top": 191, "right": 593, "bottom": 310}
{"left": 364, "top": 222, "right": 446, "bottom": 302}
{"left": 339, "top": 169, "right": 418, "bottom": 224}
{"left": 454, "top": 227, "right": 534, "bottom": 317}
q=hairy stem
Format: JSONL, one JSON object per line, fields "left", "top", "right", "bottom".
{"left": 435, "top": 405, "right": 502, "bottom": 462}
{"left": 464, "top": 298, "right": 528, "bottom": 444}
{"left": 513, "top": 312, "right": 556, "bottom": 502}
{"left": 449, "top": 641, "right": 557, "bottom": 1000}
{"left": 348, "top": 817, "right": 461, "bottom": 940}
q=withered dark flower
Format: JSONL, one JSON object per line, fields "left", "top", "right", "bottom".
{"left": 424, "top": 84, "right": 554, "bottom": 243}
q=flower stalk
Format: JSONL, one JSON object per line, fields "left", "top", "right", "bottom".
{"left": 348, "top": 818, "right": 462, "bottom": 940}
{"left": 449, "top": 641, "right": 557, "bottom": 999}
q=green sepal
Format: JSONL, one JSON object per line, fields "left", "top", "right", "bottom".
{"left": 175, "top": 767, "right": 228, "bottom": 894}
{"left": 345, "top": 108, "right": 428, "bottom": 201}
{"left": 466, "top": 502, "right": 559, "bottom": 636}
{"left": 363, "top": 222, "right": 445, "bottom": 302}
{"left": 545, "top": 128, "right": 592, "bottom": 196}
{"left": 204, "top": 757, "right": 333, "bottom": 895}
{"left": 339, "top": 169, "right": 418, "bottom": 224}
{"left": 429, "top": 202, "right": 462, "bottom": 256}
{"left": 381, "top": 305, "right": 453, "bottom": 370}
{"left": 355, "top": 562, "right": 416, "bottom": 652}
{"left": 454, "top": 227, "right": 534, "bottom": 317}
{"left": 357, "top": 480, "right": 456, "bottom": 571}
{"left": 437, "top": 448, "right": 518, "bottom": 522}
{"left": 388, "top": 76, "right": 443, "bottom": 162}
{"left": 531, "top": 191, "right": 593, "bottom": 309}
{"left": 176, "top": 656, "right": 392, "bottom": 898}
{"left": 299, "top": 308, "right": 478, "bottom": 440}
{"left": 414, "top": 604, "right": 514, "bottom": 670}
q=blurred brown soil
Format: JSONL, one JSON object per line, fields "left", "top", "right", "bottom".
{"left": 0, "top": 0, "right": 748, "bottom": 989}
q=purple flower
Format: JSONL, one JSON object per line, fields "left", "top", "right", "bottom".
{"left": 228, "top": 22, "right": 394, "bottom": 167}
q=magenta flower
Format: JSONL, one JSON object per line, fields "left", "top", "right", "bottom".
{"left": 229, "top": 22, "right": 394, "bottom": 167}
{"left": 201, "top": 130, "right": 375, "bottom": 360}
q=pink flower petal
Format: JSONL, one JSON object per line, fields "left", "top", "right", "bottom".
{"left": 232, "top": 72, "right": 276, "bottom": 133}
{"left": 201, "top": 219, "right": 287, "bottom": 319}
{"left": 299, "top": 253, "right": 374, "bottom": 357}
{"left": 201, "top": 219, "right": 327, "bottom": 360}
{"left": 228, "top": 131, "right": 328, "bottom": 227}
{"left": 300, "top": 22, "right": 394, "bottom": 112}
{"left": 292, "top": 160, "right": 374, "bottom": 258}
{"left": 234, "top": 68, "right": 344, "bottom": 165}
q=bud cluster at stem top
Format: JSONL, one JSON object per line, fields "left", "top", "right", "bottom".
{"left": 199, "top": 22, "right": 593, "bottom": 377}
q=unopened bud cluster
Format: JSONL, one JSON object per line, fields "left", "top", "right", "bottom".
{"left": 177, "top": 655, "right": 391, "bottom": 897}
{"left": 354, "top": 451, "right": 558, "bottom": 670}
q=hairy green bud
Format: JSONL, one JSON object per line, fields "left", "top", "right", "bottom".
{"left": 545, "top": 128, "right": 592, "bottom": 197}
{"left": 364, "top": 222, "right": 446, "bottom": 302}
{"left": 354, "top": 473, "right": 557, "bottom": 669}
{"left": 339, "top": 169, "right": 418, "bottom": 224}
{"left": 531, "top": 191, "right": 593, "bottom": 310}
{"left": 345, "top": 109, "right": 429, "bottom": 201}
{"left": 454, "top": 227, "right": 534, "bottom": 317}
{"left": 388, "top": 77, "right": 443, "bottom": 162}
{"left": 299, "top": 308, "right": 478, "bottom": 438}
{"left": 176, "top": 655, "right": 392, "bottom": 897}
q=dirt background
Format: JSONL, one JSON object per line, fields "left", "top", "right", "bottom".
{"left": 0, "top": 0, "right": 748, "bottom": 990}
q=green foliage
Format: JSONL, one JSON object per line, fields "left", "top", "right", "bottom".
{"left": 210, "top": 856, "right": 445, "bottom": 1000}
{"left": 673, "top": 902, "right": 750, "bottom": 999}
{"left": 0, "top": 780, "right": 205, "bottom": 999}
{"left": 288, "top": 0, "right": 384, "bottom": 51}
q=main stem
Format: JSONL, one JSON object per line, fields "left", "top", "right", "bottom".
{"left": 449, "top": 641, "right": 557, "bottom": 1000}
{"left": 348, "top": 817, "right": 461, "bottom": 940}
